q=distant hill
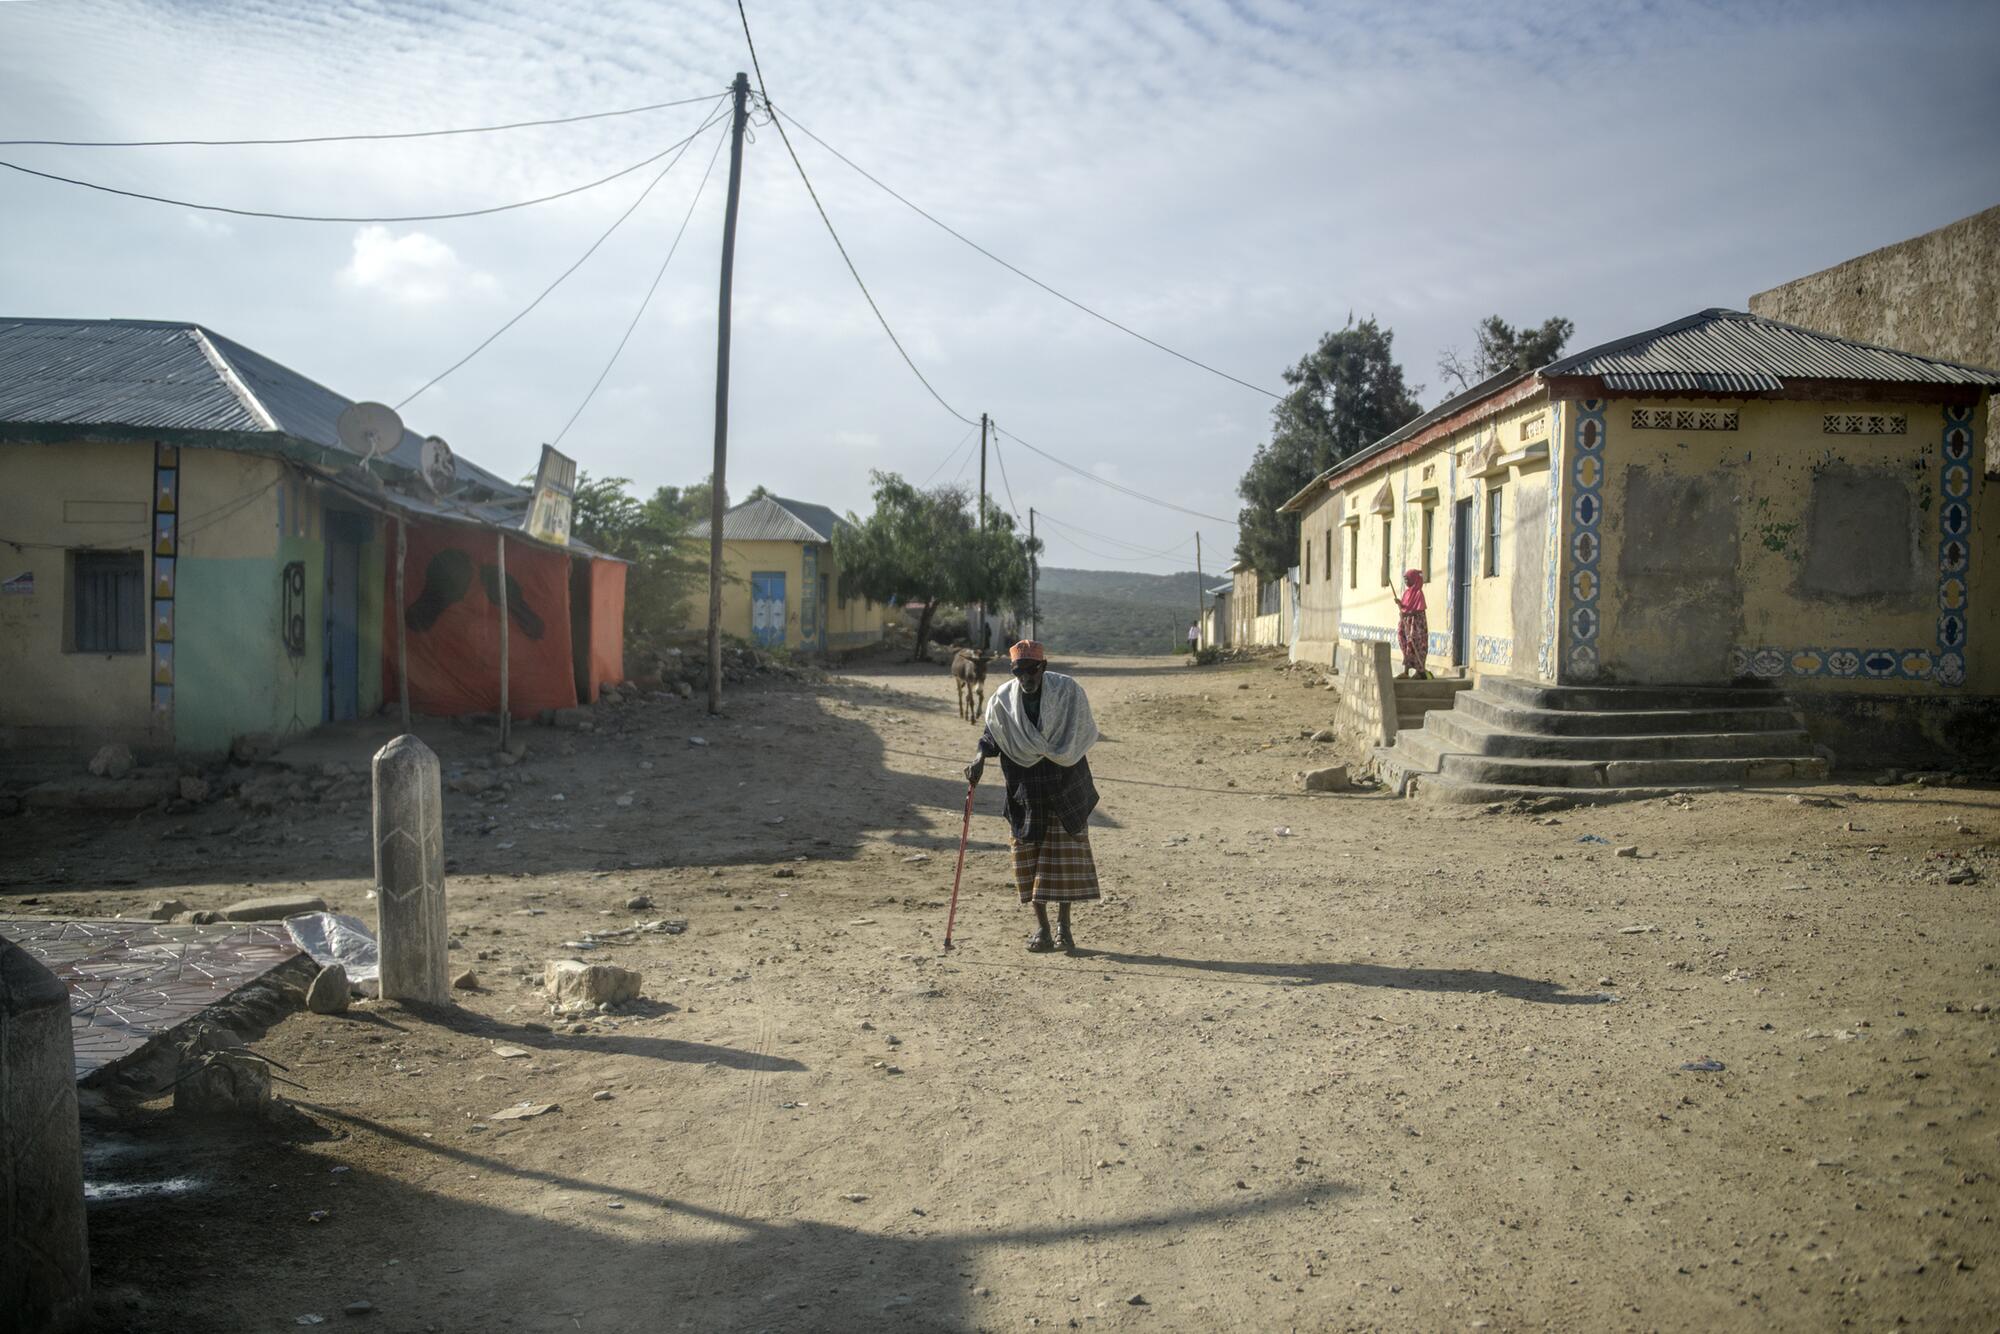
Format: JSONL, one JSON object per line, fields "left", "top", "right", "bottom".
{"left": 1028, "top": 567, "right": 1213, "bottom": 656}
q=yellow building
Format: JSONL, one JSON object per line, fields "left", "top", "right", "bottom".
{"left": 686, "top": 495, "right": 884, "bottom": 653}
{"left": 1281, "top": 309, "right": 1997, "bottom": 762}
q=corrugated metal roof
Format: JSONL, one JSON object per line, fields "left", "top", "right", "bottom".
{"left": 1543, "top": 308, "right": 2000, "bottom": 391}
{"left": 0, "top": 317, "right": 514, "bottom": 495}
{"left": 688, "top": 494, "right": 849, "bottom": 544}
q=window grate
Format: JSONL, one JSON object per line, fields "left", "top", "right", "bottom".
{"left": 74, "top": 551, "right": 145, "bottom": 653}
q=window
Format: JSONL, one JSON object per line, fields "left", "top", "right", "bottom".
{"left": 1379, "top": 518, "right": 1392, "bottom": 587}
{"left": 1421, "top": 508, "right": 1434, "bottom": 580}
{"left": 1485, "top": 487, "right": 1503, "bottom": 577}
{"left": 71, "top": 550, "right": 145, "bottom": 653}
{"left": 1323, "top": 532, "right": 1331, "bottom": 583}
{"left": 1303, "top": 534, "right": 1310, "bottom": 585}
{"left": 1348, "top": 526, "right": 1358, "bottom": 589}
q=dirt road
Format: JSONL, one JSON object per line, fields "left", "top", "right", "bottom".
{"left": 5, "top": 652, "right": 1998, "bottom": 1332}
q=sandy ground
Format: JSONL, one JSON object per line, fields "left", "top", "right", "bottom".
{"left": 4, "top": 651, "right": 1998, "bottom": 1333}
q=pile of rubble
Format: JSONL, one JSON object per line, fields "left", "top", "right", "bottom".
{"left": 628, "top": 643, "right": 828, "bottom": 696}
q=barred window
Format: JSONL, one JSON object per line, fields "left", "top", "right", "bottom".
{"left": 72, "top": 550, "right": 145, "bottom": 653}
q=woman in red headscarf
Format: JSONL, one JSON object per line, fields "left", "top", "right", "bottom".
{"left": 1396, "top": 570, "right": 1428, "bottom": 678}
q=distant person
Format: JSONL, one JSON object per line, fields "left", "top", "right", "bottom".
{"left": 1187, "top": 621, "right": 1199, "bottom": 653}
{"left": 1397, "top": 569, "right": 1429, "bottom": 678}
{"left": 964, "top": 640, "right": 1101, "bottom": 954}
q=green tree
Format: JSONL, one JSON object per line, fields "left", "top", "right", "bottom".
{"left": 834, "top": 472, "right": 1038, "bottom": 661}
{"left": 1436, "top": 314, "right": 1575, "bottom": 394}
{"left": 1235, "top": 317, "right": 1423, "bottom": 579}
{"left": 563, "top": 472, "right": 711, "bottom": 650}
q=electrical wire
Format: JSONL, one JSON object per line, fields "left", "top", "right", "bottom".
{"left": 994, "top": 422, "right": 1239, "bottom": 526}
{"left": 550, "top": 123, "right": 729, "bottom": 446}
{"left": 395, "top": 102, "right": 730, "bottom": 411}
{"left": 769, "top": 104, "right": 1281, "bottom": 401}
{"left": 1033, "top": 509, "right": 1195, "bottom": 560}
{"left": 1040, "top": 530, "right": 1196, "bottom": 567}
{"left": 1, "top": 92, "right": 727, "bottom": 148}
{"left": 919, "top": 423, "right": 980, "bottom": 487}
{"left": 735, "top": 0, "right": 977, "bottom": 429}
{"left": 3, "top": 473, "right": 285, "bottom": 552}
{"left": 0, "top": 100, "right": 725, "bottom": 225}
{"left": 988, "top": 431, "right": 1025, "bottom": 528}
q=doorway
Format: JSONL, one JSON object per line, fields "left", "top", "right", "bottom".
{"left": 1451, "top": 498, "right": 1473, "bottom": 670}
{"left": 323, "top": 512, "right": 365, "bottom": 721}
{"left": 750, "top": 571, "right": 787, "bottom": 647}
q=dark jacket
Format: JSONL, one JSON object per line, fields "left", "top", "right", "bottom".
{"left": 976, "top": 731, "right": 1099, "bottom": 843}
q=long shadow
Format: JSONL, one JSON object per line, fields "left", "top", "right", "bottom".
{"left": 404, "top": 1001, "right": 809, "bottom": 1072}
{"left": 1076, "top": 951, "right": 1616, "bottom": 1004}
{"left": 82, "top": 1101, "right": 1345, "bottom": 1332}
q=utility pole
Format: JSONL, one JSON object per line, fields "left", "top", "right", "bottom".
{"left": 977, "top": 412, "right": 989, "bottom": 650}
{"left": 1029, "top": 506, "right": 1038, "bottom": 642}
{"left": 706, "top": 71, "right": 751, "bottom": 717}
{"left": 1194, "top": 531, "right": 1203, "bottom": 649}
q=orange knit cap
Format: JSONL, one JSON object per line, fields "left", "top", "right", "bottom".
{"left": 1009, "top": 640, "right": 1047, "bottom": 663}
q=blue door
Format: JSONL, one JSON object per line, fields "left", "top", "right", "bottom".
{"left": 324, "top": 513, "right": 364, "bottom": 721}
{"left": 750, "top": 571, "right": 786, "bottom": 647}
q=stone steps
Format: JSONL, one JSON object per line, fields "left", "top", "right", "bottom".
{"left": 1378, "top": 673, "right": 1829, "bottom": 804}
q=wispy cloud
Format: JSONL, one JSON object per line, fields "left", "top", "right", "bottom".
{"left": 338, "top": 226, "right": 498, "bottom": 306}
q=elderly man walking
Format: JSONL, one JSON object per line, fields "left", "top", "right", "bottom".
{"left": 964, "top": 640, "right": 1101, "bottom": 953}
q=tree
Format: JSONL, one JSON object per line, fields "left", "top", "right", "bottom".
{"left": 834, "top": 472, "right": 1038, "bottom": 661}
{"left": 564, "top": 471, "right": 711, "bottom": 650}
{"left": 1234, "top": 317, "right": 1423, "bottom": 579}
{"left": 1436, "top": 314, "right": 1575, "bottom": 394}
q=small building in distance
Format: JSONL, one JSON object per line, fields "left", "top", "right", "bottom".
{"left": 0, "top": 317, "right": 626, "bottom": 757}
{"left": 686, "top": 494, "right": 884, "bottom": 654}
{"left": 1279, "top": 308, "right": 1997, "bottom": 764}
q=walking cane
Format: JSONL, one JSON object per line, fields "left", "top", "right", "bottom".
{"left": 941, "top": 780, "right": 975, "bottom": 951}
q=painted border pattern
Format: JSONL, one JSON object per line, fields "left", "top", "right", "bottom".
{"left": 150, "top": 442, "right": 177, "bottom": 724}
{"left": 1563, "top": 399, "right": 1606, "bottom": 680}
{"left": 1538, "top": 401, "right": 1564, "bottom": 679}
{"left": 1475, "top": 634, "right": 1511, "bottom": 666}
{"left": 1729, "top": 404, "right": 1973, "bottom": 687}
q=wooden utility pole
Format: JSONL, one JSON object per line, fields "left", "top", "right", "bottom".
{"left": 1194, "top": 532, "right": 1203, "bottom": 649}
{"left": 496, "top": 533, "right": 510, "bottom": 749}
{"left": 1029, "top": 507, "right": 1038, "bottom": 642}
{"left": 977, "top": 412, "right": 989, "bottom": 650}
{"left": 395, "top": 519, "right": 409, "bottom": 731}
{"left": 706, "top": 71, "right": 752, "bottom": 716}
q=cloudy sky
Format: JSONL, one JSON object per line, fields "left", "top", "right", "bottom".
{"left": 4, "top": 0, "right": 1997, "bottom": 572}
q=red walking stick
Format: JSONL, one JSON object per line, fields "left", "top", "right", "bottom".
{"left": 941, "top": 780, "right": 975, "bottom": 951}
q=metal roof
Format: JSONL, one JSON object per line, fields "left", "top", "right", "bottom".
{"left": 688, "top": 494, "right": 850, "bottom": 544}
{"left": 1542, "top": 308, "right": 2000, "bottom": 392}
{"left": 0, "top": 317, "right": 513, "bottom": 494}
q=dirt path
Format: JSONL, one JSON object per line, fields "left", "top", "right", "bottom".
{"left": 6, "top": 652, "right": 1999, "bottom": 1332}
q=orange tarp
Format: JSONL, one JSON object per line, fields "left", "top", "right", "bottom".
{"left": 383, "top": 521, "right": 577, "bottom": 719}
{"left": 586, "top": 558, "right": 626, "bottom": 699}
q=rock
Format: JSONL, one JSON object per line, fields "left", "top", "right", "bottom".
{"left": 489, "top": 1102, "right": 559, "bottom": 1121}
{"left": 221, "top": 893, "right": 328, "bottom": 922}
{"left": 306, "top": 964, "right": 351, "bottom": 1014}
{"left": 451, "top": 969, "right": 479, "bottom": 991}
{"left": 591, "top": 1089, "right": 614, "bottom": 1101}
{"left": 146, "top": 898, "right": 191, "bottom": 921}
{"left": 448, "top": 771, "right": 501, "bottom": 796}
{"left": 551, "top": 707, "right": 591, "bottom": 729}
{"left": 1127, "top": 1294, "right": 1148, "bottom": 1306}
{"left": 544, "top": 960, "right": 642, "bottom": 1008}
{"left": 172, "top": 910, "right": 222, "bottom": 925}
{"left": 626, "top": 893, "right": 654, "bottom": 911}
{"left": 1298, "top": 765, "right": 1350, "bottom": 793}
{"left": 1614, "top": 845, "right": 1639, "bottom": 858}
{"left": 88, "top": 743, "right": 136, "bottom": 779}
{"left": 1789, "top": 795, "right": 1839, "bottom": 809}
{"left": 343, "top": 1300, "right": 373, "bottom": 1316}
{"left": 23, "top": 776, "right": 176, "bottom": 811}
{"left": 177, "top": 776, "right": 210, "bottom": 803}
{"left": 230, "top": 732, "right": 276, "bottom": 764}
{"left": 1309, "top": 728, "right": 1336, "bottom": 744}
{"left": 675, "top": 681, "right": 694, "bottom": 700}
{"left": 1945, "top": 866, "right": 1978, "bottom": 885}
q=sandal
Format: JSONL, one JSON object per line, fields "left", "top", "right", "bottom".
{"left": 1026, "top": 930, "right": 1055, "bottom": 953}
{"left": 1055, "top": 929, "right": 1077, "bottom": 954}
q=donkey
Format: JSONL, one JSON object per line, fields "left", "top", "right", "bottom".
{"left": 950, "top": 648, "right": 990, "bottom": 724}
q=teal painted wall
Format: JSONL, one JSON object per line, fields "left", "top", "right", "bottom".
{"left": 171, "top": 543, "right": 321, "bottom": 754}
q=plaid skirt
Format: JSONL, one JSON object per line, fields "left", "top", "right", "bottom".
{"left": 1012, "top": 824, "right": 1100, "bottom": 904}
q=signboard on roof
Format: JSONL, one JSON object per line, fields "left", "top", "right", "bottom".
{"left": 523, "top": 444, "right": 576, "bottom": 547}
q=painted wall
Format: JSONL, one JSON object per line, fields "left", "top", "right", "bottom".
{"left": 1323, "top": 394, "right": 1557, "bottom": 680}
{"left": 689, "top": 538, "right": 884, "bottom": 652}
{"left": 1582, "top": 396, "right": 1989, "bottom": 691}
{"left": 1749, "top": 204, "right": 2000, "bottom": 470}
{"left": 1293, "top": 491, "right": 1342, "bottom": 667}
{"left": 0, "top": 440, "right": 158, "bottom": 745}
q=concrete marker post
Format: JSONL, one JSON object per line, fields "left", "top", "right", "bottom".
{"left": 0, "top": 936, "right": 90, "bottom": 1331}
{"left": 372, "top": 735, "right": 449, "bottom": 1004}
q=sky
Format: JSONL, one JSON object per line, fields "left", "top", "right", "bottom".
{"left": 3, "top": 0, "right": 1998, "bottom": 575}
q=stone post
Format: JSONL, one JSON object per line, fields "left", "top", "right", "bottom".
{"left": 1, "top": 936, "right": 90, "bottom": 1332}
{"left": 372, "top": 735, "right": 449, "bottom": 1004}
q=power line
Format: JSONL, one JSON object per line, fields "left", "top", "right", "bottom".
{"left": 988, "top": 431, "right": 1024, "bottom": 527}
{"left": 0, "top": 101, "right": 725, "bottom": 224}
{"left": 551, "top": 123, "right": 730, "bottom": 446}
{"left": 1040, "top": 530, "right": 1196, "bottom": 568}
{"left": 993, "top": 422, "right": 1239, "bottom": 526}
{"left": 395, "top": 103, "right": 730, "bottom": 411}
{"left": 1034, "top": 509, "right": 1195, "bottom": 559}
{"left": 770, "top": 104, "right": 1282, "bottom": 401}
{"left": 735, "top": 0, "right": 977, "bottom": 429}
{"left": 920, "top": 423, "right": 980, "bottom": 486}
{"left": 1, "top": 92, "right": 727, "bottom": 148}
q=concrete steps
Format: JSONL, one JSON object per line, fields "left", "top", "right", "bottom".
{"left": 1391, "top": 676, "right": 1472, "bottom": 734}
{"left": 1378, "top": 674, "right": 1828, "bottom": 804}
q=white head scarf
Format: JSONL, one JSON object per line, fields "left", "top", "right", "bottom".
{"left": 982, "top": 671, "right": 1099, "bottom": 768}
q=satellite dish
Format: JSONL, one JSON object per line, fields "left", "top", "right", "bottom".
{"left": 336, "top": 401, "right": 403, "bottom": 464}
{"left": 419, "top": 435, "right": 457, "bottom": 496}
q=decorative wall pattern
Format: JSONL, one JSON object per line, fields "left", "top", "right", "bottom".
{"left": 1730, "top": 404, "right": 1973, "bottom": 687}
{"left": 1563, "top": 399, "right": 1607, "bottom": 680}
{"left": 1631, "top": 407, "right": 1738, "bottom": 431}
{"left": 1538, "top": 402, "right": 1564, "bottom": 680}
{"left": 1822, "top": 412, "right": 1906, "bottom": 435}
{"left": 1339, "top": 621, "right": 1393, "bottom": 644}
{"left": 1475, "top": 634, "right": 1512, "bottom": 666}
{"left": 1519, "top": 412, "right": 1548, "bottom": 443}
{"left": 150, "top": 443, "right": 177, "bottom": 723}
